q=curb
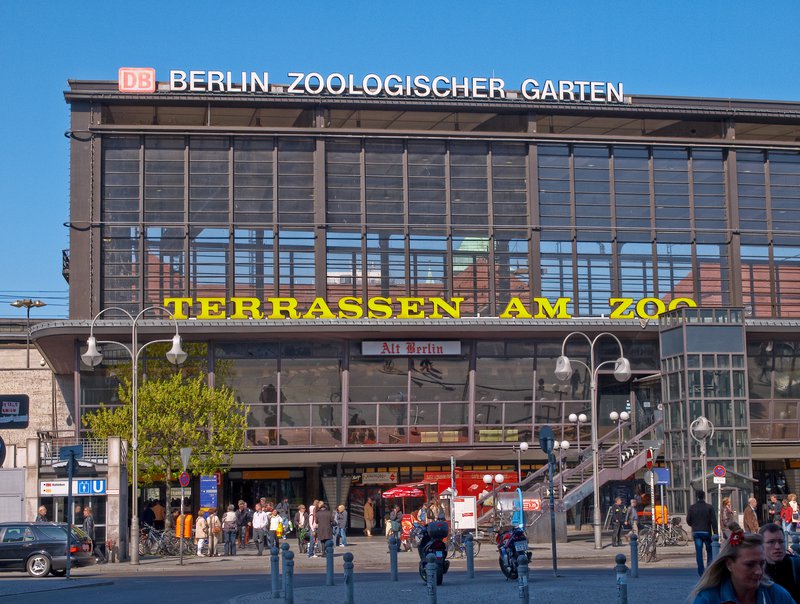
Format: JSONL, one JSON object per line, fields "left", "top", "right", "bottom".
{"left": 0, "top": 579, "right": 114, "bottom": 599}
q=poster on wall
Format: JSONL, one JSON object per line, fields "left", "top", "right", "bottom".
{"left": 199, "top": 475, "right": 218, "bottom": 509}
{"left": 0, "top": 395, "right": 29, "bottom": 429}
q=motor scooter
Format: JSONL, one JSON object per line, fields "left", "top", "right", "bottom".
{"left": 495, "top": 526, "right": 531, "bottom": 579}
{"left": 417, "top": 518, "right": 450, "bottom": 585}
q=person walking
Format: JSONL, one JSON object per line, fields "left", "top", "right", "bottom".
{"left": 252, "top": 503, "right": 269, "bottom": 556}
{"left": 721, "top": 497, "right": 736, "bottom": 538}
{"left": 363, "top": 497, "right": 374, "bottom": 537}
{"left": 235, "top": 500, "right": 252, "bottom": 549}
{"left": 294, "top": 504, "right": 310, "bottom": 553}
{"left": 624, "top": 499, "right": 639, "bottom": 540}
{"left": 195, "top": 513, "right": 208, "bottom": 556}
{"left": 334, "top": 504, "right": 348, "bottom": 547}
{"left": 687, "top": 491, "right": 718, "bottom": 576}
{"left": 276, "top": 498, "right": 290, "bottom": 520}
{"left": 307, "top": 501, "right": 319, "bottom": 558}
{"left": 690, "top": 525, "right": 794, "bottom": 604}
{"left": 744, "top": 497, "right": 760, "bottom": 534}
{"left": 222, "top": 504, "right": 238, "bottom": 556}
{"left": 268, "top": 509, "right": 282, "bottom": 550}
{"left": 315, "top": 503, "right": 334, "bottom": 553}
{"left": 82, "top": 507, "right": 106, "bottom": 563}
{"left": 389, "top": 505, "right": 402, "bottom": 543}
{"left": 767, "top": 495, "right": 781, "bottom": 525}
{"left": 760, "top": 523, "right": 800, "bottom": 603}
{"left": 35, "top": 506, "right": 48, "bottom": 523}
{"left": 207, "top": 508, "right": 221, "bottom": 556}
{"left": 610, "top": 497, "right": 626, "bottom": 547}
{"left": 780, "top": 499, "right": 794, "bottom": 540}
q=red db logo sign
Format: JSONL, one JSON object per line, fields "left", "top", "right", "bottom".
{"left": 118, "top": 67, "right": 156, "bottom": 93}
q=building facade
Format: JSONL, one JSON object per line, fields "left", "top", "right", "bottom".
{"left": 27, "top": 73, "right": 800, "bottom": 520}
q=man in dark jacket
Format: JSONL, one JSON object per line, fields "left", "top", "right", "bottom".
{"left": 760, "top": 523, "right": 800, "bottom": 603}
{"left": 315, "top": 503, "right": 335, "bottom": 552}
{"left": 686, "top": 491, "right": 717, "bottom": 575}
{"left": 235, "top": 500, "right": 253, "bottom": 549}
{"left": 610, "top": 497, "right": 626, "bottom": 546}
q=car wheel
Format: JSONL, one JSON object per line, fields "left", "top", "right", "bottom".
{"left": 50, "top": 568, "right": 67, "bottom": 577}
{"left": 27, "top": 554, "right": 52, "bottom": 578}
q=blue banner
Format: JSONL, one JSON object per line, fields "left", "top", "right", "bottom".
{"left": 199, "top": 475, "right": 218, "bottom": 508}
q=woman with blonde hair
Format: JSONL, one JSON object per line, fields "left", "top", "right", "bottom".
{"left": 788, "top": 493, "right": 799, "bottom": 531}
{"left": 691, "top": 524, "right": 794, "bottom": 603}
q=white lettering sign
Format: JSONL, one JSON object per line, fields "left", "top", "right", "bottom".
{"left": 158, "top": 69, "right": 625, "bottom": 102}
{"left": 39, "top": 479, "right": 107, "bottom": 497}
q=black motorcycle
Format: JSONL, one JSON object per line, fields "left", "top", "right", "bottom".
{"left": 417, "top": 520, "right": 450, "bottom": 585}
{"left": 495, "top": 526, "right": 531, "bottom": 579}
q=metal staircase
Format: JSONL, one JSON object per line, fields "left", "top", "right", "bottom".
{"left": 476, "top": 418, "right": 663, "bottom": 530}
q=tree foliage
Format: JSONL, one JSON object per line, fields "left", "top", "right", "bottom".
{"left": 83, "top": 373, "right": 248, "bottom": 488}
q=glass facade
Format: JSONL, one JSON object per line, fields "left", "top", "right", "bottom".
{"left": 99, "top": 135, "right": 798, "bottom": 319}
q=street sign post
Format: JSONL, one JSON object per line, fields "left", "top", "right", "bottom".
{"left": 179, "top": 447, "right": 192, "bottom": 567}
{"left": 59, "top": 445, "right": 83, "bottom": 579}
{"left": 713, "top": 465, "right": 726, "bottom": 536}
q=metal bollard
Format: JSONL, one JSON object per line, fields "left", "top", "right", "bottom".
{"left": 284, "top": 551, "right": 294, "bottom": 604}
{"left": 517, "top": 553, "right": 530, "bottom": 602}
{"left": 629, "top": 533, "right": 638, "bottom": 578}
{"left": 271, "top": 546, "right": 281, "bottom": 598}
{"left": 465, "top": 532, "right": 475, "bottom": 579}
{"left": 792, "top": 533, "right": 800, "bottom": 556}
{"left": 388, "top": 535, "right": 399, "bottom": 581}
{"left": 343, "top": 552, "right": 354, "bottom": 604}
{"left": 615, "top": 553, "right": 628, "bottom": 604}
{"left": 425, "top": 552, "right": 437, "bottom": 604}
{"left": 281, "top": 543, "right": 290, "bottom": 598}
{"left": 711, "top": 534, "right": 720, "bottom": 563}
{"left": 326, "top": 539, "right": 334, "bottom": 586}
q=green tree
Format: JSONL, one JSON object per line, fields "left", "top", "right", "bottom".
{"left": 83, "top": 373, "right": 248, "bottom": 526}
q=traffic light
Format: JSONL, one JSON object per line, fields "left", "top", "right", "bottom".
{"left": 645, "top": 448, "right": 654, "bottom": 471}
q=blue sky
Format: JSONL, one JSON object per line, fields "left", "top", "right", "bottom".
{"left": 1, "top": 1, "right": 799, "bottom": 318}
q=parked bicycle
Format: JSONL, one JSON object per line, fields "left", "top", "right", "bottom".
{"left": 446, "top": 529, "right": 481, "bottom": 558}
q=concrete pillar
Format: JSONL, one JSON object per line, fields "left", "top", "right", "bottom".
{"left": 107, "top": 437, "right": 129, "bottom": 561}
{"left": 24, "top": 438, "right": 40, "bottom": 522}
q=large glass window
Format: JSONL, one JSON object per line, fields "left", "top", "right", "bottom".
{"left": 144, "top": 137, "right": 184, "bottom": 223}
{"left": 326, "top": 140, "right": 361, "bottom": 225}
{"left": 573, "top": 146, "right": 611, "bottom": 230}
{"left": 450, "top": 141, "right": 488, "bottom": 226}
{"left": 189, "top": 137, "right": 229, "bottom": 224}
{"left": 408, "top": 141, "right": 446, "bottom": 226}
{"left": 234, "top": 228, "right": 274, "bottom": 298}
{"left": 492, "top": 143, "right": 528, "bottom": 227}
{"left": 538, "top": 144, "right": 571, "bottom": 232}
{"left": 277, "top": 139, "right": 314, "bottom": 224}
{"left": 365, "top": 140, "right": 403, "bottom": 226}
{"left": 234, "top": 138, "right": 274, "bottom": 224}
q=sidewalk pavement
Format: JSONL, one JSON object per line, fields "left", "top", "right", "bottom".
{"left": 0, "top": 532, "right": 699, "bottom": 601}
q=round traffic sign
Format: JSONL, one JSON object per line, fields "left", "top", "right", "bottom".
{"left": 179, "top": 471, "right": 190, "bottom": 487}
{"left": 713, "top": 465, "right": 726, "bottom": 478}
{"left": 643, "top": 469, "right": 654, "bottom": 485}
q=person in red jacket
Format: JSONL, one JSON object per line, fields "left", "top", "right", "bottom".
{"left": 780, "top": 499, "right": 794, "bottom": 538}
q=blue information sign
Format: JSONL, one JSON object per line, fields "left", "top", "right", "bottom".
{"left": 199, "top": 475, "right": 218, "bottom": 508}
{"left": 653, "top": 467, "right": 671, "bottom": 486}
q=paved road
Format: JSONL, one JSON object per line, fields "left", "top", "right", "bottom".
{"left": 1, "top": 568, "right": 700, "bottom": 604}
{"left": 0, "top": 533, "right": 700, "bottom": 602}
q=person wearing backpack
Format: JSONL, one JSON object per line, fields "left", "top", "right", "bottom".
{"left": 222, "top": 504, "right": 238, "bottom": 556}
{"left": 760, "top": 523, "right": 800, "bottom": 603}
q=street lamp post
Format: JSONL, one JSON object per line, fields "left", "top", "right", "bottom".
{"left": 81, "top": 306, "right": 188, "bottom": 565}
{"left": 10, "top": 299, "right": 47, "bottom": 368}
{"left": 553, "top": 440, "right": 570, "bottom": 496}
{"left": 514, "top": 441, "right": 529, "bottom": 484}
{"left": 554, "top": 332, "right": 632, "bottom": 550}
{"left": 483, "top": 473, "right": 505, "bottom": 528}
{"left": 568, "top": 412, "right": 588, "bottom": 480}
{"left": 609, "top": 410, "right": 630, "bottom": 466}
{"left": 690, "top": 416, "right": 715, "bottom": 498}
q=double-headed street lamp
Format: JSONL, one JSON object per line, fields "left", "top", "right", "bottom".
{"left": 555, "top": 332, "right": 631, "bottom": 550}
{"left": 609, "top": 410, "right": 630, "bottom": 466}
{"left": 10, "top": 299, "right": 47, "bottom": 368}
{"left": 81, "top": 306, "right": 187, "bottom": 565}
{"left": 514, "top": 441, "right": 529, "bottom": 483}
{"left": 483, "top": 473, "right": 505, "bottom": 528}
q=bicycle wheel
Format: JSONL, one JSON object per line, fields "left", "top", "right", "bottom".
{"left": 643, "top": 536, "right": 657, "bottom": 562}
{"left": 674, "top": 527, "right": 689, "bottom": 545}
{"left": 446, "top": 539, "right": 459, "bottom": 558}
{"left": 471, "top": 540, "right": 481, "bottom": 558}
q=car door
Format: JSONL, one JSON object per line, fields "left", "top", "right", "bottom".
{"left": 0, "top": 526, "right": 27, "bottom": 570}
